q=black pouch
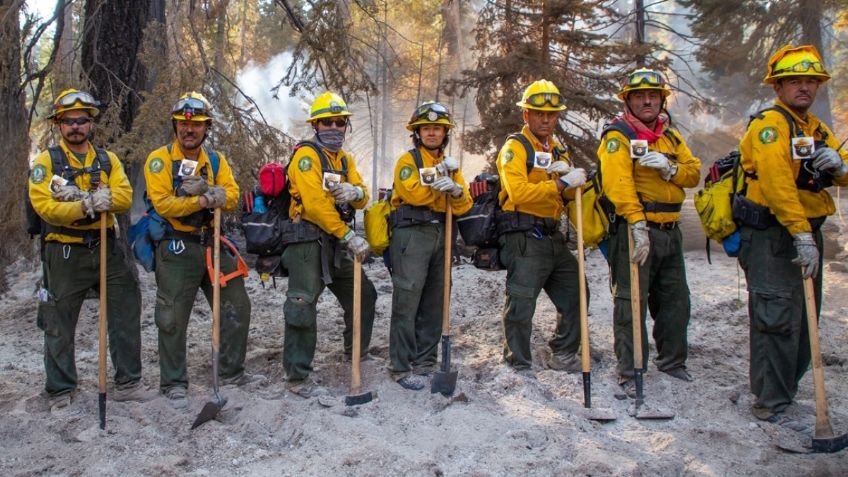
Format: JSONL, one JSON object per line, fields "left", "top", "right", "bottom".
{"left": 472, "top": 247, "right": 503, "bottom": 271}
{"left": 243, "top": 209, "right": 285, "bottom": 255}
{"left": 732, "top": 195, "right": 777, "bottom": 230}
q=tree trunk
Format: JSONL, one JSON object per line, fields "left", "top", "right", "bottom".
{"left": 55, "top": 1, "right": 76, "bottom": 90}
{"left": 0, "top": 0, "right": 32, "bottom": 291}
{"left": 800, "top": 0, "right": 832, "bottom": 125}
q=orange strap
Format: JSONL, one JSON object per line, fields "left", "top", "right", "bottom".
{"left": 206, "top": 236, "right": 250, "bottom": 287}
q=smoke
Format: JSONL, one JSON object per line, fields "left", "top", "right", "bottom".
{"left": 236, "top": 52, "right": 311, "bottom": 138}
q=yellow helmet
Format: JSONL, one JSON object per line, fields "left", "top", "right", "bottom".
{"left": 171, "top": 92, "right": 212, "bottom": 122}
{"left": 617, "top": 68, "right": 671, "bottom": 101}
{"left": 516, "top": 80, "right": 566, "bottom": 111}
{"left": 763, "top": 44, "right": 831, "bottom": 84}
{"left": 405, "top": 101, "right": 455, "bottom": 131}
{"left": 48, "top": 89, "right": 100, "bottom": 120}
{"left": 307, "top": 92, "right": 353, "bottom": 123}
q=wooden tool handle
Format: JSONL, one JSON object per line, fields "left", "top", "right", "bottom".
{"left": 351, "top": 256, "right": 362, "bottom": 394}
{"left": 442, "top": 202, "right": 453, "bottom": 335}
{"left": 628, "top": 227, "right": 643, "bottom": 370}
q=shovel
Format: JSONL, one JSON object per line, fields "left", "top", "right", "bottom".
{"left": 431, "top": 202, "right": 458, "bottom": 396}
{"left": 573, "top": 189, "right": 615, "bottom": 422}
{"left": 627, "top": 228, "right": 674, "bottom": 420}
{"left": 98, "top": 212, "right": 108, "bottom": 429}
{"left": 802, "top": 273, "right": 848, "bottom": 453}
{"left": 346, "top": 255, "right": 374, "bottom": 406}
{"left": 192, "top": 208, "right": 227, "bottom": 429}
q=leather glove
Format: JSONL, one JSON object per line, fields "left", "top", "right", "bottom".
{"left": 90, "top": 187, "right": 112, "bottom": 212}
{"left": 52, "top": 184, "right": 85, "bottom": 202}
{"left": 639, "top": 151, "right": 677, "bottom": 180}
{"left": 431, "top": 176, "right": 463, "bottom": 198}
{"left": 202, "top": 186, "right": 227, "bottom": 209}
{"left": 330, "top": 182, "right": 363, "bottom": 204}
{"left": 811, "top": 147, "right": 848, "bottom": 177}
{"left": 792, "top": 232, "right": 820, "bottom": 279}
{"left": 559, "top": 168, "right": 587, "bottom": 190}
{"left": 81, "top": 193, "right": 96, "bottom": 218}
{"left": 435, "top": 156, "right": 459, "bottom": 175}
{"left": 179, "top": 175, "right": 209, "bottom": 196}
{"left": 344, "top": 233, "right": 372, "bottom": 261}
{"left": 545, "top": 161, "right": 572, "bottom": 175}
{"left": 630, "top": 220, "right": 650, "bottom": 266}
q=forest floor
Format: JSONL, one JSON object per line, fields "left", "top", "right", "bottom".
{"left": 2, "top": 212, "right": 848, "bottom": 476}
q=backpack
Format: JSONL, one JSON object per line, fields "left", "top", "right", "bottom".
{"left": 258, "top": 162, "right": 287, "bottom": 197}
{"left": 128, "top": 145, "right": 220, "bottom": 272}
{"left": 26, "top": 146, "right": 112, "bottom": 237}
{"left": 364, "top": 196, "right": 392, "bottom": 255}
{"left": 564, "top": 172, "right": 610, "bottom": 249}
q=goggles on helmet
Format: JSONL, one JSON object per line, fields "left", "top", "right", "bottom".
{"left": 525, "top": 92, "right": 563, "bottom": 109}
{"left": 56, "top": 91, "right": 98, "bottom": 108}
{"left": 772, "top": 60, "right": 826, "bottom": 76}
{"left": 171, "top": 97, "right": 210, "bottom": 120}
{"left": 626, "top": 70, "right": 666, "bottom": 88}
{"left": 411, "top": 102, "right": 451, "bottom": 123}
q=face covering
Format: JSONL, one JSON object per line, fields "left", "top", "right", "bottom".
{"left": 315, "top": 129, "right": 346, "bottom": 152}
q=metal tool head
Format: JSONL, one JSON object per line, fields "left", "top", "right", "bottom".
{"left": 191, "top": 396, "right": 227, "bottom": 430}
{"left": 812, "top": 432, "right": 848, "bottom": 453}
{"left": 430, "top": 369, "right": 458, "bottom": 397}
{"left": 345, "top": 391, "right": 374, "bottom": 406}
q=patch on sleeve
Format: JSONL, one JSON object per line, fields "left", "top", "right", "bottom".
{"left": 758, "top": 127, "right": 778, "bottom": 145}
{"left": 298, "top": 157, "right": 312, "bottom": 172}
{"left": 399, "top": 165, "right": 413, "bottom": 181}
{"left": 606, "top": 138, "right": 620, "bottom": 153}
{"left": 502, "top": 149, "right": 514, "bottom": 164}
{"left": 148, "top": 158, "right": 165, "bottom": 174}
{"left": 30, "top": 164, "right": 47, "bottom": 184}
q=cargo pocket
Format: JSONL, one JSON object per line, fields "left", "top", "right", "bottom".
{"left": 750, "top": 291, "right": 795, "bottom": 336}
{"left": 154, "top": 291, "right": 178, "bottom": 334}
{"left": 284, "top": 289, "right": 316, "bottom": 329}
{"left": 738, "top": 227, "right": 754, "bottom": 271}
{"left": 37, "top": 300, "right": 61, "bottom": 337}
{"left": 505, "top": 282, "right": 535, "bottom": 324}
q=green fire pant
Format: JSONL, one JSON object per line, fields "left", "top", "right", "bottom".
{"left": 281, "top": 240, "right": 377, "bottom": 381}
{"left": 739, "top": 224, "right": 823, "bottom": 416}
{"left": 154, "top": 239, "right": 251, "bottom": 391}
{"left": 38, "top": 239, "right": 142, "bottom": 397}
{"left": 609, "top": 220, "right": 691, "bottom": 378}
{"left": 388, "top": 223, "right": 448, "bottom": 374}
{"left": 498, "top": 229, "right": 584, "bottom": 369}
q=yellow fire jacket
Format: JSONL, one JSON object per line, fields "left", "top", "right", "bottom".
{"left": 739, "top": 99, "right": 848, "bottom": 235}
{"left": 597, "top": 123, "right": 701, "bottom": 224}
{"left": 29, "top": 140, "right": 133, "bottom": 244}
{"left": 144, "top": 141, "right": 240, "bottom": 233}
{"left": 496, "top": 125, "right": 576, "bottom": 220}
{"left": 287, "top": 143, "right": 369, "bottom": 239}
{"left": 390, "top": 146, "right": 472, "bottom": 216}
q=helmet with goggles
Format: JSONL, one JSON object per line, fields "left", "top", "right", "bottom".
{"left": 516, "top": 80, "right": 566, "bottom": 112}
{"left": 171, "top": 92, "right": 212, "bottom": 122}
{"left": 617, "top": 68, "right": 671, "bottom": 101}
{"left": 307, "top": 92, "right": 353, "bottom": 123}
{"left": 763, "top": 44, "right": 830, "bottom": 84}
{"left": 405, "top": 101, "right": 455, "bottom": 131}
{"left": 49, "top": 89, "right": 100, "bottom": 120}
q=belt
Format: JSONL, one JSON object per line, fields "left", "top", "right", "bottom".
{"left": 646, "top": 221, "right": 678, "bottom": 230}
{"left": 163, "top": 229, "right": 208, "bottom": 244}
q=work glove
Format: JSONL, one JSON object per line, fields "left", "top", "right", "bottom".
{"left": 545, "top": 161, "right": 572, "bottom": 175}
{"left": 179, "top": 175, "right": 209, "bottom": 196}
{"left": 431, "top": 176, "right": 463, "bottom": 198}
{"left": 435, "top": 156, "right": 459, "bottom": 175}
{"left": 811, "top": 147, "right": 848, "bottom": 177}
{"left": 330, "top": 182, "right": 363, "bottom": 204}
{"left": 792, "top": 232, "right": 820, "bottom": 279}
{"left": 90, "top": 187, "right": 112, "bottom": 212}
{"left": 52, "top": 184, "right": 84, "bottom": 202}
{"left": 202, "top": 186, "right": 227, "bottom": 209}
{"left": 344, "top": 233, "right": 372, "bottom": 261}
{"left": 639, "top": 151, "right": 678, "bottom": 181}
{"left": 630, "top": 220, "right": 650, "bottom": 266}
{"left": 559, "top": 168, "right": 587, "bottom": 190}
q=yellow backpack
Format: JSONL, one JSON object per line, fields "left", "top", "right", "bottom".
{"left": 364, "top": 198, "right": 392, "bottom": 255}
{"left": 565, "top": 175, "right": 610, "bottom": 249}
{"left": 693, "top": 151, "right": 744, "bottom": 243}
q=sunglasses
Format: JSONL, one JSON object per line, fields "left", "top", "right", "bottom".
{"left": 56, "top": 91, "right": 98, "bottom": 108}
{"left": 319, "top": 118, "right": 348, "bottom": 127}
{"left": 526, "top": 92, "right": 564, "bottom": 108}
{"left": 773, "top": 60, "right": 826, "bottom": 75}
{"left": 171, "top": 97, "right": 210, "bottom": 115}
{"left": 59, "top": 117, "right": 93, "bottom": 126}
{"left": 626, "top": 71, "right": 666, "bottom": 87}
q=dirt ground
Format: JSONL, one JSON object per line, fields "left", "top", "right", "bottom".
{"left": 2, "top": 217, "right": 848, "bottom": 476}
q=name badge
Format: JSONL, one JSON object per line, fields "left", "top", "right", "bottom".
{"left": 533, "top": 152, "right": 552, "bottom": 169}
{"left": 630, "top": 139, "right": 649, "bottom": 159}
{"left": 791, "top": 136, "right": 815, "bottom": 160}
{"left": 419, "top": 167, "right": 438, "bottom": 186}
{"left": 178, "top": 159, "right": 198, "bottom": 177}
{"left": 323, "top": 172, "right": 342, "bottom": 191}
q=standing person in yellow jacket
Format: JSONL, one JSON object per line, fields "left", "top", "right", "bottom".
{"left": 282, "top": 92, "right": 376, "bottom": 397}
{"left": 144, "top": 92, "right": 260, "bottom": 409}
{"left": 597, "top": 69, "right": 701, "bottom": 394}
{"left": 496, "top": 80, "right": 588, "bottom": 377}
{"left": 387, "top": 102, "right": 472, "bottom": 390}
{"left": 738, "top": 45, "right": 848, "bottom": 424}
{"left": 30, "top": 89, "right": 154, "bottom": 411}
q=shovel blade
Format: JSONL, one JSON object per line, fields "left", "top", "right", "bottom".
{"left": 430, "top": 370, "right": 458, "bottom": 396}
{"left": 584, "top": 407, "right": 617, "bottom": 422}
{"left": 812, "top": 432, "right": 848, "bottom": 453}
{"left": 191, "top": 398, "right": 227, "bottom": 430}
{"left": 345, "top": 391, "right": 374, "bottom": 406}
{"left": 628, "top": 401, "right": 675, "bottom": 420}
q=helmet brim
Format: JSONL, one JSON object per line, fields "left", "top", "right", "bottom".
{"left": 763, "top": 71, "right": 831, "bottom": 85}
{"left": 405, "top": 120, "right": 455, "bottom": 131}
{"left": 617, "top": 86, "right": 671, "bottom": 101}
{"left": 49, "top": 105, "right": 100, "bottom": 120}
{"left": 516, "top": 101, "right": 567, "bottom": 112}
{"left": 306, "top": 111, "right": 353, "bottom": 123}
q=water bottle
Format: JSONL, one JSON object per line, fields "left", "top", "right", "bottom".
{"left": 253, "top": 194, "right": 267, "bottom": 213}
